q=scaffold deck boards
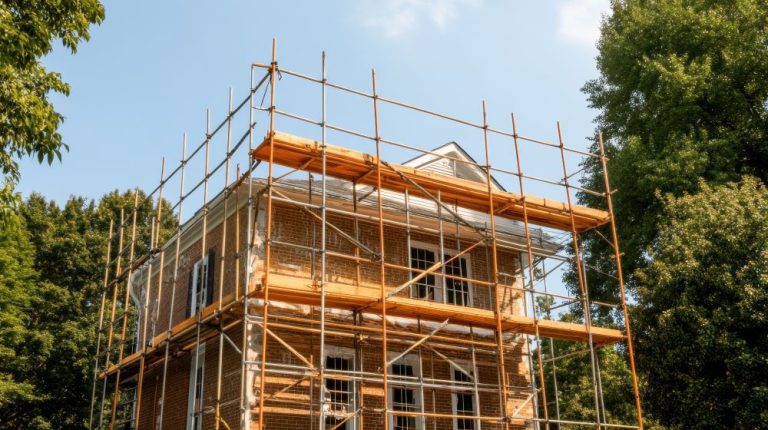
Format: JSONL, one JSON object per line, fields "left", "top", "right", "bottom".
{"left": 251, "top": 131, "right": 611, "bottom": 232}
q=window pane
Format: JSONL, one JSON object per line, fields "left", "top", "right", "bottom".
{"left": 445, "top": 255, "right": 469, "bottom": 306}
{"left": 410, "top": 247, "right": 437, "bottom": 301}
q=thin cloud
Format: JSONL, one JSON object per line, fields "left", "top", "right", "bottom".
{"left": 358, "top": 0, "right": 480, "bottom": 39}
{"left": 557, "top": 0, "right": 610, "bottom": 50}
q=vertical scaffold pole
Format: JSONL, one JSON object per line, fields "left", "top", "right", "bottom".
{"left": 256, "top": 37, "right": 278, "bottom": 430}
{"left": 481, "top": 100, "right": 510, "bottom": 430}
{"left": 597, "top": 132, "right": 644, "bottom": 430}
{"left": 510, "top": 113, "right": 550, "bottom": 429}
{"left": 109, "top": 190, "right": 140, "bottom": 429}
{"left": 190, "top": 108, "right": 212, "bottom": 428}
{"left": 214, "top": 87, "right": 234, "bottom": 430}
{"left": 240, "top": 63, "right": 255, "bottom": 429}
{"left": 89, "top": 218, "right": 114, "bottom": 430}
{"left": 541, "top": 261, "right": 561, "bottom": 423}
{"left": 370, "top": 68, "right": 389, "bottom": 430}
{"left": 318, "top": 50, "right": 328, "bottom": 430}
{"left": 99, "top": 208, "right": 124, "bottom": 429}
{"left": 135, "top": 157, "right": 166, "bottom": 428}
{"left": 556, "top": 122, "right": 602, "bottom": 429}
{"left": 157, "top": 133, "right": 187, "bottom": 430}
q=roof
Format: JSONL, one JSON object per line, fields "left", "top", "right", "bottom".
{"left": 251, "top": 131, "right": 611, "bottom": 232}
{"left": 402, "top": 141, "right": 506, "bottom": 191}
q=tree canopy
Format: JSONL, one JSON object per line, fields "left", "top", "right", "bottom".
{"left": 0, "top": 0, "right": 105, "bottom": 212}
{"left": 636, "top": 178, "right": 768, "bottom": 429}
{"left": 0, "top": 190, "right": 174, "bottom": 429}
{"left": 571, "top": 1, "right": 768, "bottom": 428}
{"left": 578, "top": 0, "right": 768, "bottom": 311}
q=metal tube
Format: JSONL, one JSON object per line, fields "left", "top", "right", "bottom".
{"left": 256, "top": 38, "right": 278, "bottom": 430}
{"left": 371, "top": 68, "right": 390, "bottom": 430}
{"left": 99, "top": 209, "right": 123, "bottom": 429}
{"left": 109, "top": 190, "right": 140, "bottom": 429}
{"left": 157, "top": 134, "right": 187, "bottom": 430}
{"left": 597, "top": 132, "right": 644, "bottom": 429}
{"left": 134, "top": 157, "right": 166, "bottom": 429}
{"left": 481, "top": 101, "right": 510, "bottom": 430}
{"left": 250, "top": 64, "right": 606, "bottom": 160}
{"left": 189, "top": 108, "right": 212, "bottom": 429}
{"left": 556, "top": 122, "right": 603, "bottom": 428}
{"left": 215, "top": 88, "right": 234, "bottom": 430}
{"left": 511, "top": 113, "right": 550, "bottom": 429}
{"left": 318, "top": 50, "right": 328, "bottom": 430}
{"left": 88, "top": 218, "right": 114, "bottom": 430}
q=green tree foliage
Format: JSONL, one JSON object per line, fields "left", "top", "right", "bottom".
{"left": 532, "top": 298, "right": 669, "bottom": 429}
{"left": 635, "top": 178, "right": 768, "bottom": 429}
{"left": 577, "top": 0, "right": 768, "bottom": 313}
{"left": 0, "top": 190, "right": 175, "bottom": 429}
{"left": 0, "top": 0, "right": 105, "bottom": 210}
{"left": 572, "top": 2, "right": 768, "bottom": 427}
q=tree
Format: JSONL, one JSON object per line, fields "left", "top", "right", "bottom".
{"left": 635, "top": 178, "right": 768, "bottom": 429}
{"left": 572, "top": 3, "right": 768, "bottom": 427}
{"left": 576, "top": 0, "right": 768, "bottom": 315}
{"left": 0, "top": 0, "right": 105, "bottom": 211}
{"left": 0, "top": 190, "right": 174, "bottom": 429}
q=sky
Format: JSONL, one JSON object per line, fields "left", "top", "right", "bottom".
{"left": 18, "top": 0, "right": 611, "bottom": 206}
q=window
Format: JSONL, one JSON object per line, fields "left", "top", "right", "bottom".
{"left": 445, "top": 255, "right": 470, "bottom": 306}
{"left": 451, "top": 366, "right": 477, "bottom": 430}
{"left": 324, "top": 348, "right": 356, "bottom": 430}
{"left": 187, "top": 250, "right": 215, "bottom": 317}
{"left": 389, "top": 354, "right": 422, "bottom": 430}
{"left": 187, "top": 344, "right": 205, "bottom": 430}
{"left": 409, "top": 244, "right": 471, "bottom": 307}
{"left": 409, "top": 247, "right": 439, "bottom": 301}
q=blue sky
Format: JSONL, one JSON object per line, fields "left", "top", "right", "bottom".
{"left": 19, "top": 0, "right": 611, "bottom": 205}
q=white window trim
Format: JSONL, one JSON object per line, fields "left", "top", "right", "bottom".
{"left": 323, "top": 346, "right": 357, "bottom": 430}
{"left": 387, "top": 352, "right": 424, "bottom": 430}
{"left": 190, "top": 255, "right": 210, "bottom": 316}
{"left": 186, "top": 343, "right": 206, "bottom": 430}
{"left": 409, "top": 240, "right": 473, "bottom": 307}
{"left": 449, "top": 360, "right": 479, "bottom": 430}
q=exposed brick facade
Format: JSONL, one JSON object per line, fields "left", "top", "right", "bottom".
{"left": 124, "top": 185, "right": 535, "bottom": 430}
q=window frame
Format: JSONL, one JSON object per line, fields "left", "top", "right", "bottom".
{"left": 323, "top": 346, "right": 357, "bottom": 430}
{"left": 408, "top": 241, "right": 473, "bottom": 307}
{"left": 449, "top": 361, "right": 479, "bottom": 430}
{"left": 188, "top": 253, "right": 214, "bottom": 317}
{"left": 186, "top": 343, "right": 206, "bottom": 430}
{"left": 387, "top": 352, "right": 424, "bottom": 430}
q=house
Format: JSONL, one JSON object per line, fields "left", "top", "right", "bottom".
{"left": 100, "top": 132, "right": 623, "bottom": 430}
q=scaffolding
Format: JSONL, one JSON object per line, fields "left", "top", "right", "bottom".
{"left": 88, "top": 39, "right": 644, "bottom": 430}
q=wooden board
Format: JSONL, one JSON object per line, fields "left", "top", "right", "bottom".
{"left": 251, "top": 132, "right": 610, "bottom": 232}
{"left": 260, "top": 273, "right": 624, "bottom": 345}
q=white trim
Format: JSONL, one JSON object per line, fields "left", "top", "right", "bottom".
{"left": 449, "top": 360, "right": 479, "bottom": 430}
{"left": 186, "top": 343, "right": 206, "bottom": 430}
{"left": 323, "top": 346, "right": 357, "bottom": 430}
{"left": 387, "top": 352, "right": 424, "bottom": 430}
{"left": 190, "top": 255, "right": 210, "bottom": 316}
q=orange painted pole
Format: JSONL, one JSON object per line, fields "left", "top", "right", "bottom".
{"left": 481, "top": 101, "right": 510, "bottom": 429}
{"left": 510, "top": 113, "right": 550, "bottom": 429}
{"left": 556, "top": 123, "right": 602, "bottom": 429}
{"left": 109, "top": 190, "right": 140, "bottom": 429}
{"left": 597, "top": 132, "right": 644, "bottom": 430}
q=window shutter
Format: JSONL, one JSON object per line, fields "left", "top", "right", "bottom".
{"left": 206, "top": 249, "right": 216, "bottom": 306}
{"left": 186, "top": 267, "right": 194, "bottom": 318}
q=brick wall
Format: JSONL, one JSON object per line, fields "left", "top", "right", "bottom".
{"left": 128, "top": 186, "right": 536, "bottom": 429}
